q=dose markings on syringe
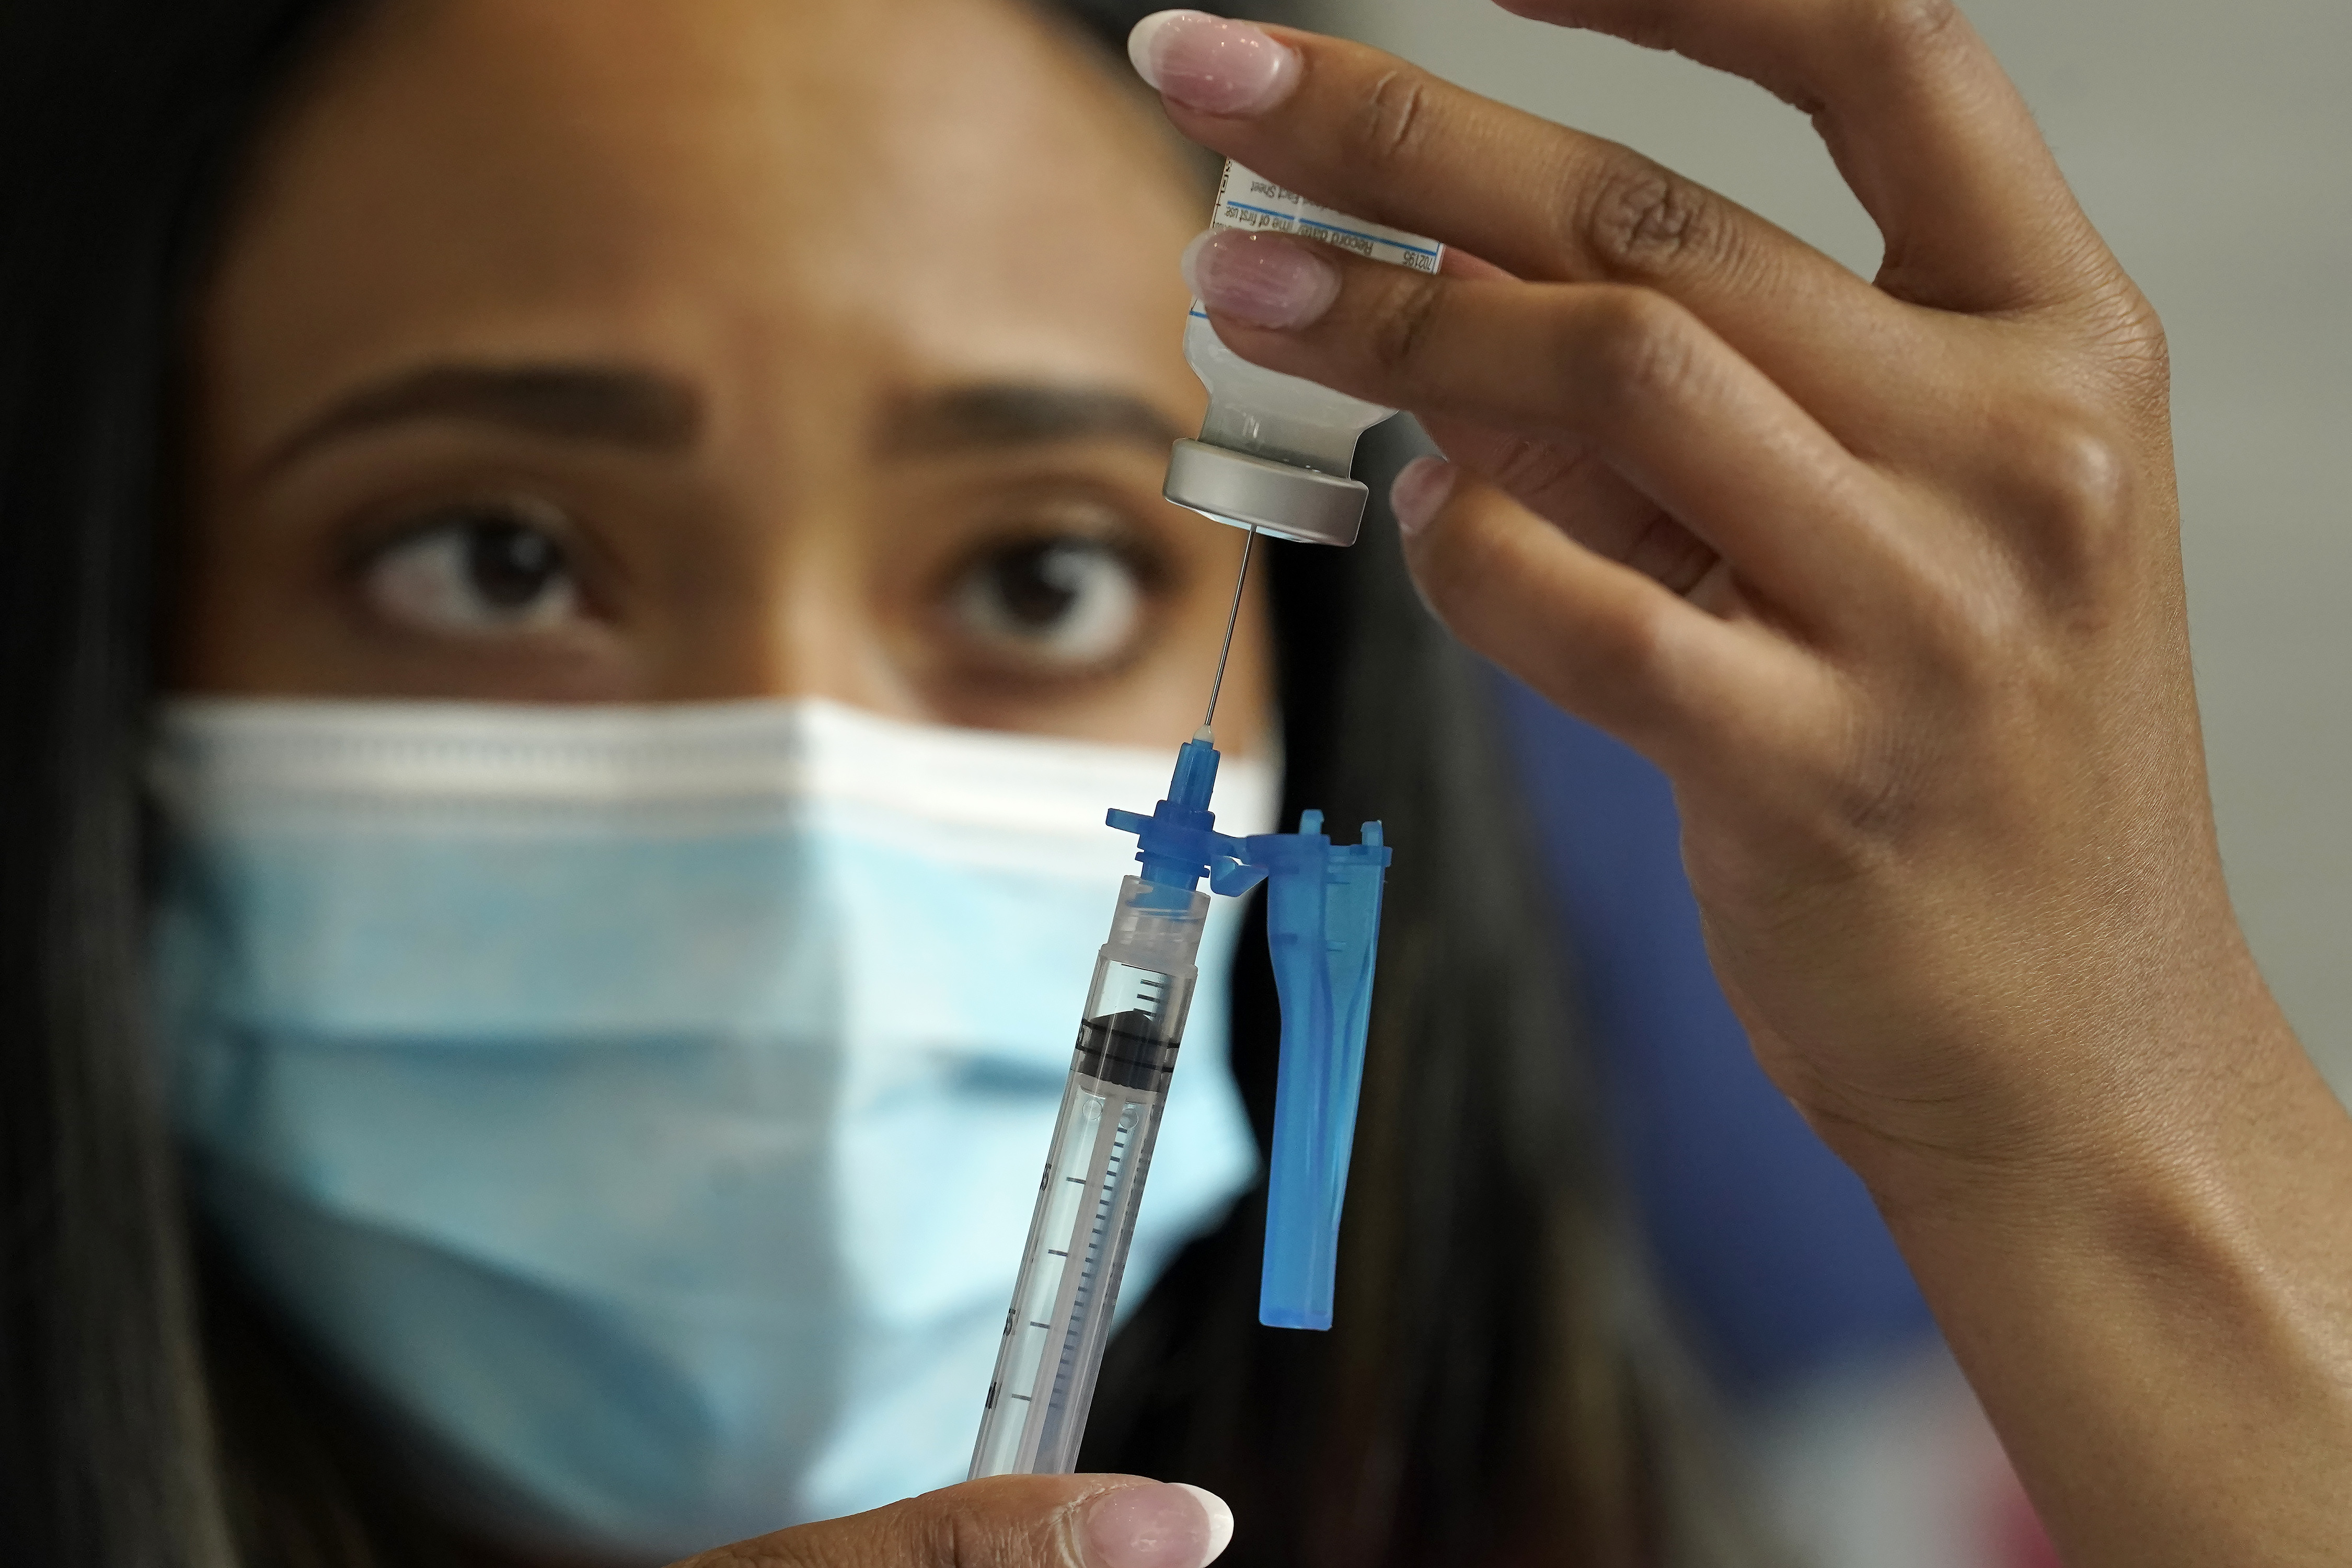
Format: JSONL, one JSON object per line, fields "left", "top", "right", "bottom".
{"left": 1045, "top": 1101, "right": 1144, "bottom": 1414}
{"left": 976, "top": 1091, "right": 1106, "bottom": 1472}
{"left": 1095, "top": 962, "right": 1170, "bottom": 1022}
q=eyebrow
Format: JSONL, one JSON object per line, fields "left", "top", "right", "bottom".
{"left": 266, "top": 363, "right": 702, "bottom": 471}
{"left": 878, "top": 383, "right": 1183, "bottom": 458}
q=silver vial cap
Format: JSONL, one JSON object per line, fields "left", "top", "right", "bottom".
{"left": 1162, "top": 439, "right": 1368, "bottom": 548}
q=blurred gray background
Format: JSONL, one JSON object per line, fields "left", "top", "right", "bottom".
{"left": 1306, "top": 0, "right": 2352, "bottom": 1091}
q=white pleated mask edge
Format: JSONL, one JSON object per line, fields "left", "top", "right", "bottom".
{"left": 151, "top": 696, "right": 1284, "bottom": 843}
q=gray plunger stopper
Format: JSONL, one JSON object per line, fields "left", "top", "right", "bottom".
{"left": 1163, "top": 439, "right": 1369, "bottom": 547}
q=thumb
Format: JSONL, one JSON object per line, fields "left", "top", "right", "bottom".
{"left": 673, "top": 1475, "right": 1236, "bottom": 1568}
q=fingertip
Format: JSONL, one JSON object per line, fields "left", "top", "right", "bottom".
{"left": 1170, "top": 1484, "right": 1234, "bottom": 1563}
{"left": 1126, "top": 10, "right": 1299, "bottom": 116}
{"left": 1390, "top": 455, "right": 1458, "bottom": 540}
{"left": 1126, "top": 11, "right": 1194, "bottom": 88}
{"left": 1080, "top": 1480, "right": 1230, "bottom": 1568}
{"left": 1186, "top": 229, "right": 1340, "bottom": 330}
{"left": 1178, "top": 228, "right": 1212, "bottom": 298}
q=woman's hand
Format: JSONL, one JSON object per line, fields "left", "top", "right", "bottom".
{"left": 672, "top": 1477, "right": 1230, "bottom": 1568}
{"left": 1131, "top": 5, "right": 2352, "bottom": 1564}
{"left": 1137, "top": 0, "right": 2225, "bottom": 1195}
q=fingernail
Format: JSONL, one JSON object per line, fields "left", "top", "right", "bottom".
{"left": 1129, "top": 10, "right": 1301, "bottom": 116}
{"left": 1081, "top": 1481, "right": 1231, "bottom": 1568}
{"left": 1170, "top": 1485, "right": 1234, "bottom": 1563}
{"left": 1390, "top": 456, "right": 1456, "bottom": 538}
{"left": 1181, "top": 229, "right": 1338, "bottom": 330}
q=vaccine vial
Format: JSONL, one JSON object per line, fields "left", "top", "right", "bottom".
{"left": 1165, "top": 162, "right": 1444, "bottom": 547}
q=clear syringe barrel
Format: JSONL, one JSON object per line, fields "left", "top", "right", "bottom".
{"left": 969, "top": 877, "right": 1209, "bottom": 1479}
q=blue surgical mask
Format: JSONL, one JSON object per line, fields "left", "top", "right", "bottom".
{"left": 151, "top": 698, "right": 1272, "bottom": 1563}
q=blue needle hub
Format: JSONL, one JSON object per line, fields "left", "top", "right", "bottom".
{"left": 1108, "top": 737, "right": 1392, "bottom": 1331}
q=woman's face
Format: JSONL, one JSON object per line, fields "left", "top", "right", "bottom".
{"left": 176, "top": 0, "right": 1269, "bottom": 750}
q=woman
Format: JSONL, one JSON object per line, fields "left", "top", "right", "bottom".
{"left": 9, "top": 5, "right": 2350, "bottom": 1568}
{"left": 1, "top": 3, "right": 1745, "bottom": 1567}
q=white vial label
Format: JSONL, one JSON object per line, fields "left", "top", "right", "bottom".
{"left": 1210, "top": 164, "right": 1442, "bottom": 273}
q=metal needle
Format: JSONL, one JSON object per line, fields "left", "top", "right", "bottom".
{"left": 1198, "top": 525, "right": 1257, "bottom": 742}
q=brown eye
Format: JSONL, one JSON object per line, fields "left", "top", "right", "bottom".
{"left": 361, "top": 501, "right": 583, "bottom": 637}
{"left": 949, "top": 537, "right": 1147, "bottom": 670}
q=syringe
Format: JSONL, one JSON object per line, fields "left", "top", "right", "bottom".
{"left": 971, "top": 534, "right": 1261, "bottom": 1480}
{"left": 967, "top": 864, "right": 1209, "bottom": 1477}
{"left": 966, "top": 717, "right": 1392, "bottom": 1477}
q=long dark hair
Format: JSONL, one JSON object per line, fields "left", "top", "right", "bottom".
{"left": 0, "top": 3, "right": 1762, "bottom": 1565}
{"left": 0, "top": 3, "right": 366, "bottom": 1563}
